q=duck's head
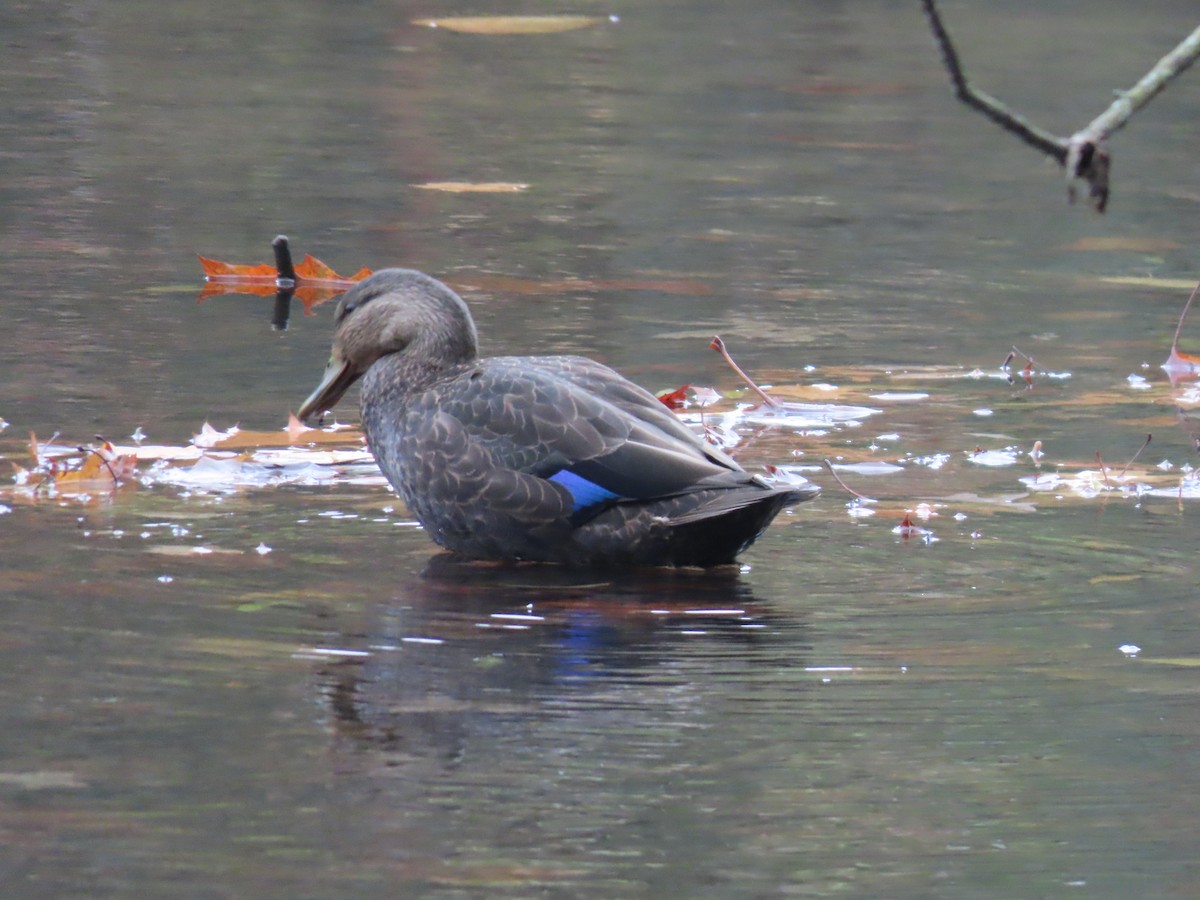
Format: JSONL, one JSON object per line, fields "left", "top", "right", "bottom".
{"left": 298, "top": 269, "right": 479, "bottom": 425}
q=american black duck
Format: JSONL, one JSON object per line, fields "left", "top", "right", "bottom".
{"left": 298, "top": 269, "right": 819, "bottom": 566}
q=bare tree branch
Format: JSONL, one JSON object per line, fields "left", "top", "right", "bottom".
{"left": 921, "top": 0, "right": 1200, "bottom": 212}
{"left": 921, "top": 0, "right": 1066, "bottom": 162}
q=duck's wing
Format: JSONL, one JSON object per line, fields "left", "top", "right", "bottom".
{"left": 522, "top": 355, "right": 743, "bottom": 472}
{"left": 421, "top": 358, "right": 754, "bottom": 520}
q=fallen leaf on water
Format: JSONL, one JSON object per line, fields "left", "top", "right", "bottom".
{"left": 199, "top": 253, "right": 371, "bottom": 288}
{"left": 1097, "top": 276, "right": 1197, "bottom": 290}
{"left": 1139, "top": 657, "right": 1200, "bottom": 668}
{"left": 193, "top": 422, "right": 240, "bottom": 448}
{"left": 291, "top": 254, "right": 372, "bottom": 285}
{"left": 197, "top": 257, "right": 276, "bottom": 283}
{"left": 1163, "top": 346, "right": 1200, "bottom": 381}
{"left": 199, "top": 238, "right": 371, "bottom": 304}
{"left": 0, "top": 771, "right": 87, "bottom": 790}
{"left": 147, "top": 545, "right": 244, "bottom": 557}
{"left": 196, "top": 417, "right": 360, "bottom": 451}
{"left": 1062, "top": 237, "right": 1181, "bottom": 252}
{"left": 414, "top": 182, "right": 529, "bottom": 193}
{"left": 1163, "top": 276, "right": 1200, "bottom": 383}
{"left": 1088, "top": 574, "right": 1142, "bottom": 585}
{"left": 412, "top": 15, "right": 606, "bottom": 34}
{"left": 14, "top": 434, "right": 138, "bottom": 498}
{"left": 656, "top": 384, "right": 691, "bottom": 410}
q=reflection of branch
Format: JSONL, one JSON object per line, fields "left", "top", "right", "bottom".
{"left": 921, "top": 0, "right": 1200, "bottom": 212}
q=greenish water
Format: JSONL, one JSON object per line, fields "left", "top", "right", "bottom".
{"left": 2, "top": 1, "right": 1200, "bottom": 896}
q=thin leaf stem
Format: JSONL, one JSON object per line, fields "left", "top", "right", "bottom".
{"left": 710, "top": 335, "right": 781, "bottom": 409}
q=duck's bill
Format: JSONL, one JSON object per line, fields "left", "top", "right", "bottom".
{"left": 298, "top": 355, "right": 359, "bottom": 425}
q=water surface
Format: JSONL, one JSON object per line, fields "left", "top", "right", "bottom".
{"left": 2, "top": 1, "right": 1200, "bottom": 896}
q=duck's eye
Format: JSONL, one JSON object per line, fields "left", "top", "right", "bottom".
{"left": 337, "top": 290, "right": 381, "bottom": 322}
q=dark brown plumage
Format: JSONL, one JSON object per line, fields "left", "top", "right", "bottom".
{"left": 298, "top": 269, "right": 818, "bottom": 566}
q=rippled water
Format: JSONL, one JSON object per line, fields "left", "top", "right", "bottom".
{"left": 3, "top": 1, "right": 1200, "bottom": 896}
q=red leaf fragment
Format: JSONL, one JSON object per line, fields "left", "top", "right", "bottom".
{"left": 656, "top": 384, "right": 691, "bottom": 410}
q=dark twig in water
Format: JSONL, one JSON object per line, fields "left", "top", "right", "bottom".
{"left": 272, "top": 234, "right": 297, "bottom": 286}
{"left": 921, "top": 0, "right": 1200, "bottom": 211}
{"left": 1004, "top": 345, "right": 1038, "bottom": 386}
{"left": 79, "top": 444, "right": 120, "bottom": 484}
{"left": 1009, "top": 345, "right": 1035, "bottom": 366}
{"left": 1095, "top": 451, "right": 1112, "bottom": 488}
{"left": 709, "top": 335, "right": 781, "bottom": 409}
{"left": 1119, "top": 433, "right": 1152, "bottom": 477}
{"left": 268, "top": 236, "right": 298, "bottom": 331}
{"left": 822, "top": 459, "right": 877, "bottom": 503}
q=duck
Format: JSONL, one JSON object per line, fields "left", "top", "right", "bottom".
{"left": 297, "top": 269, "right": 819, "bottom": 567}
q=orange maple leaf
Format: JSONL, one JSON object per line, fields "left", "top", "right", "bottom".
{"left": 292, "top": 254, "right": 372, "bottom": 286}
{"left": 198, "top": 256, "right": 279, "bottom": 284}
{"left": 21, "top": 434, "right": 137, "bottom": 496}
{"left": 198, "top": 237, "right": 372, "bottom": 305}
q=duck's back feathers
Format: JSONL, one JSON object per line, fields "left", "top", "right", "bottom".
{"left": 362, "top": 353, "right": 814, "bottom": 565}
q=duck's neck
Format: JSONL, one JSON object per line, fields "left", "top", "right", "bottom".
{"left": 361, "top": 329, "right": 477, "bottom": 407}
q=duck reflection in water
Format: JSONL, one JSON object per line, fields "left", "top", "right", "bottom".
{"left": 313, "top": 558, "right": 809, "bottom": 766}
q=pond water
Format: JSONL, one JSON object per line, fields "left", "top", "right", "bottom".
{"left": 3, "top": 1, "right": 1200, "bottom": 896}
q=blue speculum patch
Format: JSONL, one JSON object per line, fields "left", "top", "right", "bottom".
{"left": 548, "top": 469, "right": 621, "bottom": 511}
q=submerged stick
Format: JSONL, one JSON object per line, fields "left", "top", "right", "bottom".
{"left": 1118, "top": 433, "right": 1152, "bottom": 477}
{"left": 822, "top": 459, "right": 877, "bottom": 503}
{"left": 272, "top": 234, "right": 297, "bottom": 285}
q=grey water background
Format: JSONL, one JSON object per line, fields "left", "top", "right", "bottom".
{"left": 2, "top": 1, "right": 1200, "bottom": 896}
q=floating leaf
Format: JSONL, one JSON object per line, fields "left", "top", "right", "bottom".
{"left": 190, "top": 417, "right": 359, "bottom": 451}
{"left": 1163, "top": 276, "right": 1200, "bottom": 383}
{"left": 656, "top": 385, "right": 691, "bottom": 410}
{"left": 414, "top": 182, "right": 529, "bottom": 194}
{"left": 14, "top": 434, "right": 138, "bottom": 499}
{"left": 1098, "top": 276, "right": 1197, "bottom": 290}
{"left": 1062, "top": 237, "right": 1181, "bottom": 252}
{"left": 197, "top": 256, "right": 278, "bottom": 284}
{"left": 1140, "top": 657, "right": 1200, "bottom": 668}
{"left": 193, "top": 422, "right": 240, "bottom": 448}
{"left": 147, "top": 545, "right": 244, "bottom": 557}
{"left": 199, "top": 236, "right": 372, "bottom": 302}
{"left": 412, "top": 15, "right": 606, "bottom": 35}
{"left": 293, "top": 254, "right": 372, "bottom": 285}
{"left": 0, "top": 771, "right": 86, "bottom": 790}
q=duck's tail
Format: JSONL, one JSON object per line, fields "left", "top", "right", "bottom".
{"left": 666, "top": 483, "right": 820, "bottom": 526}
{"left": 661, "top": 483, "right": 820, "bottom": 566}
